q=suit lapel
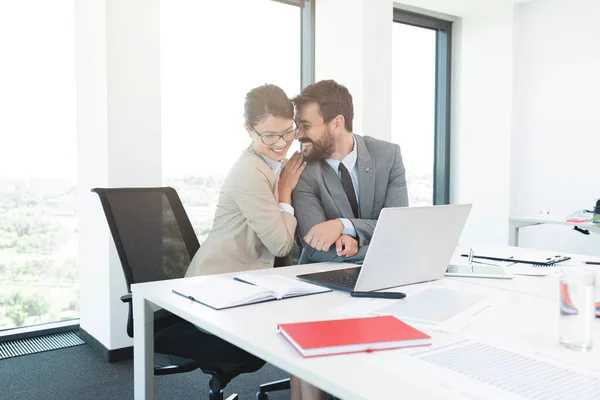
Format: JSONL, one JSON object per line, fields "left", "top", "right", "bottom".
{"left": 320, "top": 160, "right": 355, "bottom": 219}
{"left": 356, "top": 135, "right": 374, "bottom": 219}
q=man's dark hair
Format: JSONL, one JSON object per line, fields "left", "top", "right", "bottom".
{"left": 293, "top": 79, "right": 354, "bottom": 132}
{"left": 244, "top": 84, "right": 294, "bottom": 126}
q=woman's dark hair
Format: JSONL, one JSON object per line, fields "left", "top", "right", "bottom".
{"left": 244, "top": 84, "right": 294, "bottom": 127}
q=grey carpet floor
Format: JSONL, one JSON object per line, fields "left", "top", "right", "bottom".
{"left": 0, "top": 343, "right": 291, "bottom": 400}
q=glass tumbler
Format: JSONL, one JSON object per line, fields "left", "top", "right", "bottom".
{"left": 558, "top": 268, "right": 596, "bottom": 351}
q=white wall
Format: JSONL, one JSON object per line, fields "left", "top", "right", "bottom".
{"left": 75, "top": 0, "right": 161, "bottom": 351}
{"left": 511, "top": 0, "right": 600, "bottom": 255}
{"left": 449, "top": 4, "right": 515, "bottom": 247}
{"left": 75, "top": 0, "right": 111, "bottom": 348}
{"left": 315, "top": 0, "right": 393, "bottom": 140}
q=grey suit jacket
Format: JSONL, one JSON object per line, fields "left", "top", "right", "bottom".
{"left": 186, "top": 147, "right": 297, "bottom": 277}
{"left": 292, "top": 134, "right": 408, "bottom": 264}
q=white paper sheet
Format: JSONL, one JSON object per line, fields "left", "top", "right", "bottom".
{"left": 409, "top": 338, "right": 600, "bottom": 400}
{"left": 510, "top": 262, "right": 588, "bottom": 276}
{"left": 373, "top": 288, "right": 503, "bottom": 333}
{"left": 364, "top": 336, "right": 600, "bottom": 400}
{"left": 510, "top": 264, "right": 559, "bottom": 276}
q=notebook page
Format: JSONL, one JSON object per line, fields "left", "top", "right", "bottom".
{"left": 172, "top": 276, "right": 271, "bottom": 309}
{"left": 234, "top": 274, "right": 328, "bottom": 298}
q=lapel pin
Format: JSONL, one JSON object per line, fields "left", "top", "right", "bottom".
{"left": 365, "top": 167, "right": 370, "bottom": 172}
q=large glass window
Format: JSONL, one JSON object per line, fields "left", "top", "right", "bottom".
{"left": 0, "top": 1, "right": 78, "bottom": 332}
{"left": 392, "top": 10, "right": 452, "bottom": 206}
{"left": 161, "top": 0, "right": 303, "bottom": 243}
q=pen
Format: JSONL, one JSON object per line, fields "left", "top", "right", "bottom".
{"left": 584, "top": 261, "right": 600, "bottom": 266}
{"left": 350, "top": 291, "right": 406, "bottom": 299}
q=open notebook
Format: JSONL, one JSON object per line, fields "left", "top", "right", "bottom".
{"left": 172, "top": 273, "right": 331, "bottom": 310}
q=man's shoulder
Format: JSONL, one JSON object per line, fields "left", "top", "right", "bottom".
{"left": 303, "top": 158, "right": 323, "bottom": 170}
{"left": 357, "top": 134, "right": 398, "bottom": 158}
{"left": 298, "top": 158, "right": 322, "bottom": 183}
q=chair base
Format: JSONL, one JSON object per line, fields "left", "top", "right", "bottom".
{"left": 209, "top": 390, "right": 239, "bottom": 400}
{"left": 210, "top": 389, "right": 239, "bottom": 400}
{"left": 257, "top": 377, "right": 290, "bottom": 399}
{"left": 256, "top": 378, "right": 340, "bottom": 400}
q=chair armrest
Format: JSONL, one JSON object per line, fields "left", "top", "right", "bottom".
{"left": 120, "top": 293, "right": 132, "bottom": 303}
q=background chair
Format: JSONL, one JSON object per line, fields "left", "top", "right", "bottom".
{"left": 91, "top": 186, "right": 270, "bottom": 400}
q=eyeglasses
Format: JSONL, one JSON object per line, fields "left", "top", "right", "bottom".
{"left": 248, "top": 125, "right": 299, "bottom": 145}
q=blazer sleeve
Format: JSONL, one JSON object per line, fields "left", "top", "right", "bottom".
{"left": 293, "top": 167, "right": 369, "bottom": 263}
{"left": 227, "top": 164, "right": 297, "bottom": 258}
{"left": 348, "top": 144, "right": 409, "bottom": 246}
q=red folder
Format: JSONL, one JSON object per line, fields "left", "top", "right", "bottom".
{"left": 277, "top": 315, "right": 431, "bottom": 357}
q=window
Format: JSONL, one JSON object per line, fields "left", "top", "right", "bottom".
{"left": 161, "top": 0, "right": 313, "bottom": 243}
{"left": 392, "top": 9, "right": 452, "bottom": 206}
{"left": 0, "top": 2, "right": 78, "bottom": 332}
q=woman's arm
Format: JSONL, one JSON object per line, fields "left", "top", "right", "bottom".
{"left": 227, "top": 165, "right": 297, "bottom": 257}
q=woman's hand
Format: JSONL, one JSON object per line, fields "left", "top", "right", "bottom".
{"left": 278, "top": 151, "right": 306, "bottom": 204}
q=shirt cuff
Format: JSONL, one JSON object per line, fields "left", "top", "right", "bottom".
{"left": 339, "top": 218, "right": 357, "bottom": 237}
{"left": 279, "top": 203, "right": 295, "bottom": 216}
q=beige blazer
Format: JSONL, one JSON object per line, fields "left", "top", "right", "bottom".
{"left": 185, "top": 147, "right": 297, "bottom": 277}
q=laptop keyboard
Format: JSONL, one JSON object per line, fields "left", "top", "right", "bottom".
{"left": 327, "top": 274, "right": 357, "bottom": 288}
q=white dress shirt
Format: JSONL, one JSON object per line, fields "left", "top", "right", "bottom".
{"left": 325, "top": 136, "right": 359, "bottom": 237}
{"left": 261, "top": 154, "right": 295, "bottom": 215}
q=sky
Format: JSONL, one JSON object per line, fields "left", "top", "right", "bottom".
{"left": 0, "top": 1, "right": 77, "bottom": 180}
{"left": 391, "top": 23, "right": 436, "bottom": 174}
{"left": 160, "top": 0, "right": 301, "bottom": 177}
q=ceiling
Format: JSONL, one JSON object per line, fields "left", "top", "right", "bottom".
{"left": 393, "top": 0, "right": 542, "bottom": 17}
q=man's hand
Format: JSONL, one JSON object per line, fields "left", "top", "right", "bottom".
{"left": 303, "top": 219, "right": 344, "bottom": 251}
{"left": 335, "top": 234, "right": 358, "bottom": 257}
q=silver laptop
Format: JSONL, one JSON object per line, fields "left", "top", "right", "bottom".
{"left": 296, "top": 204, "right": 472, "bottom": 292}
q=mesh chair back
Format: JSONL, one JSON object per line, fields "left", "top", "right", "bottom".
{"left": 91, "top": 187, "right": 200, "bottom": 289}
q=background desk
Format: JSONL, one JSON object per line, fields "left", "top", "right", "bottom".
{"left": 133, "top": 248, "right": 600, "bottom": 400}
{"left": 509, "top": 215, "right": 600, "bottom": 246}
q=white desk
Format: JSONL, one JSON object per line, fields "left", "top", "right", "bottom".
{"left": 509, "top": 215, "right": 600, "bottom": 246}
{"left": 132, "top": 249, "right": 600, "bottom": 400}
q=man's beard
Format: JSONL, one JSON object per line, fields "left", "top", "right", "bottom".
{"left": 300, "top": 128, "right": 335, "bottom": 161}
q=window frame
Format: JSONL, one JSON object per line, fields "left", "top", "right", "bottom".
{"left": 393, "top": 9, "right": 452, "bottom": 205}
{"left": 300, "top": 0, "right": 315, "bottom": 88}
{"left": 276, "top": 0, "right": 314, "bottom": 88}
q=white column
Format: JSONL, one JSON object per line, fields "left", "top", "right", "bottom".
{"left": 75, "top": 0, "right": 161, "bottom": 351}
{"left": 449, "top": 5, "right": 514, "bottom": 246}
{"left": 315, "top": 0, "right": 393, "bottom": 141}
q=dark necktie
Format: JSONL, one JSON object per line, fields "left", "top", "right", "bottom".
{"left": 338, "top": 163, "right": 359, "bottom": 218}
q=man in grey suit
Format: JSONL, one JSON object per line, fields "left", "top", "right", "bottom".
{"left": 292, "top": 79, "right": 409, "bottom": 264}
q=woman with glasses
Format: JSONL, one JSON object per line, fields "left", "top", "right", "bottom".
{"left": 186, "top": 83, "right": 305, "bottom": 277}
{"left": 185, "top": 84, "right": 327, "bottom": 400}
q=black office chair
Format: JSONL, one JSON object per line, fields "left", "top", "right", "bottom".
{"left": 91, "top": 186, "right": 267, "bottom": 400}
